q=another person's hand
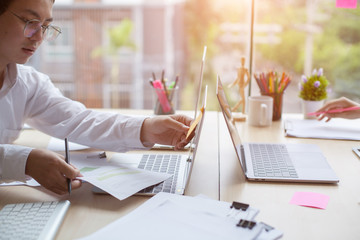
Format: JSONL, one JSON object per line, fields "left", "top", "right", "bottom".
{"left": 315, "top": 97, "right": 360, "bottom": 121}
{"left": 140, "top": 114, "right": 192, "bottom": 150}
{"left": 25, "top": 149, "right": 82, "bottom": 195}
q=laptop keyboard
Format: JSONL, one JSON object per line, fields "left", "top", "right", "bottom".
{"left": 137, "top": 154, "right": 182, "bottom": 194}
{"left": 249, "top": 144, "right": 298, "bottom": 178}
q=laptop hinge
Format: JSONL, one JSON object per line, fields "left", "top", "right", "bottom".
{"left": 240, "top": 145, "right": 248, "bottom": 174}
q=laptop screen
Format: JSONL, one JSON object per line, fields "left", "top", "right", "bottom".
{"left": 216, "top": 76, "right": 247, "bottom": 172}
{"left": 187, "top": 46, "right": 207, "bottom": 161}
{"left": 183, "top": 86, "right": 207, "bottom": 191}
{"left": 194, "top": 46, "right": 207, "bottom": 120}
{"left": 190, "top": 85, "right": 207, "bottom": 160}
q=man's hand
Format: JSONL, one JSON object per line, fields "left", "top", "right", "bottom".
{"left": 140, "top": 114, "right": 193, "bottom": 150}
{"left": 25, "top": 149, "right": 82, "bottom": 195}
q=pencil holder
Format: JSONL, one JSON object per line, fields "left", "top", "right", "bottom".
{"left": 261, "top": 92, "right": 283, "bottom": 121}
{"left": 254, "top": 71, "right": 291, "bottom": 121}
{"left": 153, "top": 86, "right": 178, "bottom": 115}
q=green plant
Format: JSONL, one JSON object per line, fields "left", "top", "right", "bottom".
{"left": 91, "top": 18, "right": 136, "bottom": 82}
{"left": 90, "top": 19, "right": 136, "bottom": 108}
{"left": 91, "top": 18, "right": 136, "bottom": 58}
{"left": 299, "top": 68, "right": 329, "bottom": 101}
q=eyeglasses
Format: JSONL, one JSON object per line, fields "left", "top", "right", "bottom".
{"left": 10, "top": 11, "right": 61, "bottom": 42}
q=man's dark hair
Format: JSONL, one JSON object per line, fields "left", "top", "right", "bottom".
{"left": 0, "top": 0, "right": 55, "bottom": 15}
{"left": 0, "top": 1, "right": 13, "bottom": 15}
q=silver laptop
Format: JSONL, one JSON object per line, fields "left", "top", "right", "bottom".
{"left": 93, "top": 47, "right": 208, "bottom": 195}
{"left": 110, "top": 86, "right": 207, "bottom": 195}
{"left": 152, "top": 46, "right": 207, "bottom": 151}
{"left": 216, "top": 76, "right": 339, "bottom": 183}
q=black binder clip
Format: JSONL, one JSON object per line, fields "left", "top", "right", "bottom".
{"left": 237, "top": 219, "right": 257, "bottom": 230}
{"left": 86, "top": 151, "right": 107, "bottom": 159}
{"left": 98, "top": 152, "right": 107, "bottom": 159}
{"left": 230, "top": 201, "right": 249, "bottom": 211}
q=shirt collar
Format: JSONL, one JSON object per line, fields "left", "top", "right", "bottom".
{"left": 0, "top": 63, "right": 18, "bottom": 98}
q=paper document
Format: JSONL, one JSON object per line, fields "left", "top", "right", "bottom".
{"left": 71, "top": 153, "right": 171, "bottom": 200}
{"left": 47, "top": 137, "right": 90, "bottom": 151}
{"left": 284, "top": 118, "right": 360, "bottom": 140}
{"left": 0, "top": 178, "right": 40, "bottom": 187}
{"left": 77, "top": 192, "right": 282, "bottom": 240}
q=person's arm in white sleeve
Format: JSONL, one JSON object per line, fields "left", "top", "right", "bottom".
{"left": 24, "top": 76, "right": 149, "bottom": 152}
{"left": 25, "top": 76, "right": 193, "bottom": 152}
{"left": 0, "top": 144, "right": 32, "bottom": 183}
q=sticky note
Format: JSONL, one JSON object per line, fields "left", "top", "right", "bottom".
{"left": 290, "top": 191, "right": 330, "bottom": 209}
{"left": 186, "top": 107, "right": 203, "bottom": 140}
{"left": 336, "top": 0, "right": 357, "bottom": 9}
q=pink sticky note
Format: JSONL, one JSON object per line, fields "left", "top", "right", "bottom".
{"left": 290, "top": 192, "right": 330, "bottom": 209}
{"left": 336, "top": 0, "right": 357, "bottom": 9}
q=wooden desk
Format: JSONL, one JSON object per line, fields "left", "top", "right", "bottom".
{"left": 218, "top": 113, "right": 360, "bottom": 240}
{"left": 0, "top": 110, "right": 219, "bottom": 239}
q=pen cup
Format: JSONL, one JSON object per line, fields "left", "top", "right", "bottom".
{"left": 261, "top": 92, "right": 284, "bottom": 121}
{"left": 153, "top": 86, "right": 178, "bottom": 115}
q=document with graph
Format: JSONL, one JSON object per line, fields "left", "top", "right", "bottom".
{"left": 71, "top": 152, "right": 171, "bottom": 200}
{"left": 77, "top": 192, "right": 282, "bottom": 240}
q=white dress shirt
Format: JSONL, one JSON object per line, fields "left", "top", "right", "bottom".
{"left": 0, "top": 63, "right": 148, "bottom": 182}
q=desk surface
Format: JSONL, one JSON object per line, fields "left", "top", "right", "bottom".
{"left": 0, "top": 109, "right": 219, "bottom": 239}
{"left": 2, "top": 111, "right": 360, "bottom": 239}
{"left": 218, "top": 113, "right": 360, "bottom": 240}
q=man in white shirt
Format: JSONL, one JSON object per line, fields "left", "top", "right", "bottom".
{"left": 0, "top": 0, "right": 193, "bottom": 195}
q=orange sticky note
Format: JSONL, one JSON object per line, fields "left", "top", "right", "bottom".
{"left": 186, "top": 107, "right": 203, "bottom": 140}
{"left": 336, "top": 0, "right": 357, "bottom": 8}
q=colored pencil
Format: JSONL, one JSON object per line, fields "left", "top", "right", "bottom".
{"left": 307, "top": 106, "right": 360, "bottom": 116}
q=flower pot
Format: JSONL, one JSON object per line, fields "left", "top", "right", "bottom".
{"left": 302, "top": 100, "right": 324, "bottom": 119}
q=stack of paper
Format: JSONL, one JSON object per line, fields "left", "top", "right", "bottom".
{"left": 284, "top": 118, "right": 360, "bottom": 140}
{"left": 77, "top": 192, "right": 282, "bottom": 240}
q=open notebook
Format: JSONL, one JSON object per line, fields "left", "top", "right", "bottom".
{"left": 216, "top": 76, "right": 338, "bottom": 183}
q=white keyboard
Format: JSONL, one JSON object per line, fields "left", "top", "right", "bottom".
{"left": 0, "top": 200, "right": 70, "bottom": 240}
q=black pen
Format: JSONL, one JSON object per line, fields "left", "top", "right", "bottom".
{"left": 64, "top": 138, "right": 71, "bottom": 195}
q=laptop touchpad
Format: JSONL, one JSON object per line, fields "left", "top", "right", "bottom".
{"left": 290, "top": 152, "right": 329, "bottom": 169}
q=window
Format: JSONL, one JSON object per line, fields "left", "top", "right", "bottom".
{"left": 26, "top": 0, "right": 360, "bottom": 112}
{"left": 27, "top": 0, "right": 186, "bottom": 109}
{"left": 208, "top": 0, "right": 360, "bottom": 113}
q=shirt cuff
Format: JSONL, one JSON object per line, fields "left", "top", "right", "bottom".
{"left": 123, "top": 116, "right": 153, "bottom": 150}
{"left": 2, "top": 145, "right": 33, "bottom": 182}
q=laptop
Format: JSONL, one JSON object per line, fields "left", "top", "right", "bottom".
{"left": 216, "top": 76, "right": 339, "bottom": 183}
{"left": 105, "top": 86, "right": 207, "bottom": 196}
{"left": 152, "top": 46, "right": 207, "bottom": 151}
{"left": 93, "top": 47, "right": 208, "bottom": 195}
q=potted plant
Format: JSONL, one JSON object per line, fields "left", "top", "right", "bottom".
{"left": 299, "top": 68, "right": 329, "bottom": 119}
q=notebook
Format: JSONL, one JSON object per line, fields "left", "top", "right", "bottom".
{"left": 216, "top": 76, "right": 339, "bottom": 183}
